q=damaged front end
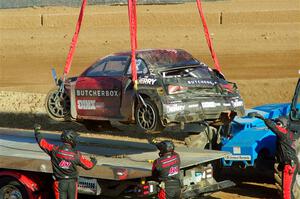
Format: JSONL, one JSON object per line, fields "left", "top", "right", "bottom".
{"left": 159, "top": 65, "right": 245, "bottom": 126}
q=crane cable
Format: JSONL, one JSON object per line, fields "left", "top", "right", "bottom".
{"left": 128, "top": 0, "right": 138, "bottom": 90}
{"left": 196, "top": 0, "right": 221, "bottom": 73}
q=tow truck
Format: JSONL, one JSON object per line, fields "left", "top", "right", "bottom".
{"left": 221, "top": 78, "right": 300, "bottom": 197}
{"left": 0, "top": 128, "right": 234, "bottom": 198}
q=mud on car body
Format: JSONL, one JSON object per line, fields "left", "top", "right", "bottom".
{"left": 46, "top": 49, "right": 245, "bottom": 132}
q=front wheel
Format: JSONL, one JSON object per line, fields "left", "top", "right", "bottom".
{"left": 45, "top": 88, "right": 70, "bottom": 122}
{"left": 0, "top": 177, "right": 29, "bottom": 199}
{"left": 135, "top": 98, "right": 163, "bottom": 132}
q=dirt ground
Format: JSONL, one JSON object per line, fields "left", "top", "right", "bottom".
{"left": 0, "top": 0, "right": 300, "bottom": 198}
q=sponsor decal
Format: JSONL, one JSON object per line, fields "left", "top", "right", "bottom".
{"left": 201, "top": 102, "right": 221, "bottom": 108}
{"left": 166, "top": 104, "right": 185, "bottom": 113}
{"left": 188, "top": 104, "right": 199, "bottom": 108}
{"left": 76, "top": 89, "right": 119, "bottom": 97}
{"left": 224, "top": 155, "right": 251, "bottom": 161}
{"left": 59, "top": 160, "right": 72, "bottom": 169}
{"left": 187, "top": 79, "right": 215, "bottom": 86}
{"left": 232, "top": 100, "right": 243, "bottom": 107}
{"left": 77, "top": 100, "right": 96, "bottom": 110}
{"left": 138, "top": 78, "right": 157, "bottom": 85}
{"left": 233, "top": 146, "right": 241, "bottom": 154}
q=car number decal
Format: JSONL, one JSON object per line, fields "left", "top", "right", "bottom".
{"left": 77, "top": 100, "right": 96, "bottom": 110}
{"left": 76, "top": 89, "right": 119, "bottom": 97}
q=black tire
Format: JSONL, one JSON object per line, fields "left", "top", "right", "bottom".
{"left": 45, "top": 88, "right": 70, "bottom": 122}
{"left": 135, "top": 98, "right": 164, "bottom": 132}
{"left": 83, "top": 120, "right": 113, "bottom": 132}
{"left": 0, "top": 177, "right": 29, "bottom": 199}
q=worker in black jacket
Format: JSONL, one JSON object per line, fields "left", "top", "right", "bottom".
{"left": 34, "top": 124, "right": 97, "bottom": 199}
{"left": 249, "top": 113, "right": 299, "bottom": 199}
{"left": 152, "top": 140, "right": 181, "bottom": 199}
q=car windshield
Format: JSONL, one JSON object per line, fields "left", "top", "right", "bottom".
{"left": 162, "top": 66, "right": 212, "bottom": 79}
{"left": 139, "top": 50, "right": 199, "bottom": 68}
{"left": 84, "top": 56, "right": 129, "bottom": 77}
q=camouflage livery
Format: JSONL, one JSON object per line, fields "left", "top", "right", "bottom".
{"left": 46, "top": 49, "right": 245, "bottom": 131}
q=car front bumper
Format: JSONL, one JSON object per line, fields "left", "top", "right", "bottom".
{"left": 162, "top": 97, "right": 245, "bottom": 124}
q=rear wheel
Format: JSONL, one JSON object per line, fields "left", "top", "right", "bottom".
{"left": 45, "top": 88, "right": 70, "bottom": 121}
{"left": 135, "top": 98, "right": 163, "bottom": 132}
{"left": 0, "top": 177, "right": 29, "bottom": 199}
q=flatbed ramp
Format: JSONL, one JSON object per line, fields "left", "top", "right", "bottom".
{"left": 0, "top": 128, "right": 229, "bottom": 180}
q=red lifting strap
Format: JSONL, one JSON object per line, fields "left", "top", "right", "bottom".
{"left": 196, "top": 0, "right": 221, "bottom": 72}
{"left": 128, "top": 0, "right": 138, "bottom": 82}
{"left": 63, "top": 0, "right": 87, "bottom": 78}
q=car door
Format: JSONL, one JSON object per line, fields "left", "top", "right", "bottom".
{"left": 120, "top": 58, "right": 150, "bottom": 120}
{"left": 75, "top": 56, "right": 129, "bottom": 120}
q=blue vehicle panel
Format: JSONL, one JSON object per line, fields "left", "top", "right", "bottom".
{"left": 222, "top": 103, "right": 291, "bottom": 167}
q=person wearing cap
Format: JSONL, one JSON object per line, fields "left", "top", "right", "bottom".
{"left": 34, "top": 124, "right": 97, "bottom": 199}
{"left": 152, "top": 140, "right": 181, "bottom": 199}
{"left": 249, "top": 113, "right": 299, "bottom": 199}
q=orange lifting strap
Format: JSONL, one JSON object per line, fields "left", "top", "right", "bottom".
{"left": 196, "top": 0, "right": 221, "bottom": 72}
{"left": 62, "top": 0, "right": 221, "bottom": 83}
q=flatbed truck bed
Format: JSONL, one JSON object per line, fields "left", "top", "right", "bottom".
{"left": 0, "top": 128, "right": 234, "bottom": 198}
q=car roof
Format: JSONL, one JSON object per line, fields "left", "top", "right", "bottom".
{"left": 110, "top": 49, "right": 200, "bottom": 69}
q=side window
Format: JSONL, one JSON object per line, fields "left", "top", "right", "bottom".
{"left": 84, "top": 56, "right": 129, "bottom": 77}
{"left": 84, "top": 60, "right": 107, "bottom": 77}
{"left": 127, "top": 59, "right": 149, "bottom": 75}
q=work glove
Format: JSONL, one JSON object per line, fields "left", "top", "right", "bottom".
{"left": 247, "top": 112, "right": 264, "bottom": 120}
{"left": 90, "top": 156, "right": 97, "bottom": 165}
{"left": 34, "top": 123, "right": 41, "bottom": 133}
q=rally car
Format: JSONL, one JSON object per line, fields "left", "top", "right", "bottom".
{"left": 46, "top": 49, "right": 245, "bottom": 132}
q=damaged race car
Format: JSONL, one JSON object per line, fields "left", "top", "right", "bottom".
{"left": 46, "top": 49, "right": 244, "bottom": 141}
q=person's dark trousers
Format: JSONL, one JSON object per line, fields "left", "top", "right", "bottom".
{"left": 53, "top": 179, "right": 78, "bottom": 199}
{"left": 282, "top": 164, "right": 298, "bottom": 199}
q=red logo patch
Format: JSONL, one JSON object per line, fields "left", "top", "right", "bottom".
{"left": 168, "top": 166, "right": 179, "bottom": 176}
{"left": 59, "top": 160, "right": 71, "bottom": 169}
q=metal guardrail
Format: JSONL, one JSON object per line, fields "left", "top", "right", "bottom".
{"left": 0, "top": 0, "right": 221, "bottom": 9}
